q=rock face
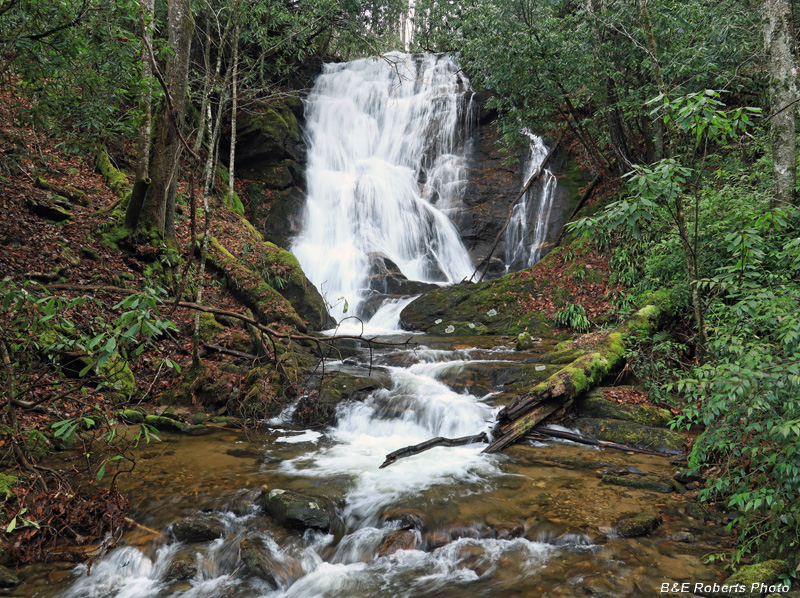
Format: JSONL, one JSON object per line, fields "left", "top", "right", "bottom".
{"left": 367, "top": 254, "right": 439, "bottom": 296}
{"left": 258, "top": 489, "right": 331, "bottom": 531}
{"left": 293, "top": 372, "right": 383, "bottom": 427}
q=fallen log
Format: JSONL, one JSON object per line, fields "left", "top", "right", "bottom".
{"left": 379, "top": 432, "right": 488, "bottom": 469}
{"left": 202, "top": 343, "right": 260, "bottom": 362}
{"left": 482, "top": 302, "right": 667, "bottom": 454}
{"left": 531, "top": 426, "right": 681, "bottom": 457}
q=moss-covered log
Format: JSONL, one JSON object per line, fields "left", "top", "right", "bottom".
{"left": 94, "top": 148, "right": 130, "bottom": 199}
{"left": 207, "top": 237, "right": 307, "bottom": 331}
{"left": 483, "top": 302, "right": 667, "bottom": 454}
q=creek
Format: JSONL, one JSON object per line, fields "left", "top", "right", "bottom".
{"left": 18, "top": 53, "right": 730, "bottom": 596}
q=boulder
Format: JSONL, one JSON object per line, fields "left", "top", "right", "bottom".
{"left": 165, "top": 558, "right": 197, "bottom": 582}
{"left": 614, "top": 512, "right": 662, "bottom": 538}
{"left": 578, "top": 390, "right": 673, "bottom": 427}
{"left": 170, "top": 517, "right": 224, "bottom": 543}
{"left": 258, "top": 489, "right": 331, "bottom": 531}
{"left": 293, "top": 372, "right": 383, "bottom": 427}
{"left": 575, "top": 417, "right": 684, "bottom": 454}
{"left": 0, "top": 565, "right": 19, "bottom": 588}
{"left": 367, "top": 254, "right": 439, "bottom": 296}
{"left": 723, "top": 560, "right": 790, "bottom": 598}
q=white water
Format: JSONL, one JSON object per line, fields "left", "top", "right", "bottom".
{"left": 291, "top": 52, "right": 475, "bottom": 324}
{"left": 504, "top": 134, "right": 558, "bottom": 271}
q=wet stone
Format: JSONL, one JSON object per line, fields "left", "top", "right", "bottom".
{"left": 669, "top": 531, "right": 697, "bottom": 543}
{"left": 380, "top": 509, "right": 425, "bottom": 531}
{"left": 421, "top": 531, "right": 452, "bottom": 550}
{"left": 0, "top": 565, "right": 19, "bottom": 588}
{"left": 378, "top": 530, "right": 419, "bottom": 557}
{"left": 258, "top": 488, "right": 331, "bottom": 531}
{"left": 170, "top": 517, "right": 224, "bottom": 543}
{"left": 239, "top": 535, "right": 278, "bottom": 588}
{"left": 165, "top": 558, "right": 197, "bottom": 582}
{"left": 615, "top": 512, "right": 662, "bottom": 538}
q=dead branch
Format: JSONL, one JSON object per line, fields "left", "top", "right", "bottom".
{"left": 379, "top": 432, "right": 488, "bottom": 469}
{"left": 532, "top": 426, "right": 681, "bottom": 457}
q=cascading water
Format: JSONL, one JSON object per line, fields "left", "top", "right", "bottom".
{"left": 504, "top": 134, "right": 558, "bottom": 271}
{"left": 291, "top": 52, "right": 475, "bottom": 325}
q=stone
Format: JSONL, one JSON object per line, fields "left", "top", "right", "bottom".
{"left": 115, "top": 409, "right": 144, "bottom": 424}
{"left": 614, "top": 512, "right": 662, "bottom": 538}
{"left": 165, "top": 558, "right": 197, "bottom": 582}
{"left": 516, "top": 331, "right": 541, "bottom": 350}
{"left": 378, "top": 530, "right": 419, "bottom": 557}
{"left": 170, "top": 518, "right": 224, "bottom": 543}
{"left": 601, "top": 475, "right": 674, "bottom": 494}
{"left": 144, "top": 415, "right": 189, "bottom": 433}
{"left": 293, "top": 372, "right": 383, "bottom": 427}
{"left": 0, "top": 565, "right": 20, "bottom": 588}
{"left": 26, "top": 196, "right": 72, "bottom": 222}
{"left": 239, "top": 535, "right": 278, "bottom": 587}
{"left": 366, "top": 254, "right": 439, "bottom": 296}
{"left": 575, "top": 417, "right": 685, "bottom": 454}
{"left": 723, "top": 561, "right": 790, "bottom": 598}
{"left": 669, "top": 531, "right": 697, "bottom": 543}
{"left": 258, "top": 489, "right": 331, "bottom": 531}
{"left": 578, "top": 391, "right": 673, "bottom": 428}
{"left": 380, "top": 509, "right": 425, "bottom": 531}
{"left": 421, "top": 531, "right": 452, "bottom": 550}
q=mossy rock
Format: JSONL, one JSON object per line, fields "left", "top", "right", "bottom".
{"left": 236, "top": 101, "right": 302, "bottom": 164}
{"left": 257, "top": 488, "right": 331, "bottom": 531}
{"left": 197, "top": 312, "right": 225, "bottom": 341}
{"left": 26, "top": 196, "right": 72, "bottom": 222}
{"left": 601, "top": 475, "right": 673, "bottom": 494}
{"left": 238, "top": 364, "right": 298, "bottom": 420}
{"left": 0, "top": 428, "right": 51, "bottom": 465}
{"left": 515, "top": 332, "right": 540, "bottom": 350}
{"left": 615, "top": 512, "right": 662, "bottom": 537}
{"left": 252, "top": 186, "right": 306, "bottom": 249}
{"left": 579, "top": 390, "right": 673, "bottom": 427}
{"left": 144, "top": 415, "right": 189, "bottom": 433}
{"left": 115, "top": 409, "right": 144, "bottom": 424}
{"left": 98, "top": 355, "right": 135, "bottom": 403}
{"left": 293, "top": 372, "right": 383, "bottom": 427}
{"left": 575, "top": 417, "right": 684, "bottom": 454}
{"left": 724, "top": 560, "right": 791, "bottom": 598}
{"left": 239, "top": 535, "right": 278, "bottom": 586}
{"left": 429, "top": 320, "right": 490, "bottom": 335}
{"left": 165, "top": 363, "right": 239, "bottom": 410}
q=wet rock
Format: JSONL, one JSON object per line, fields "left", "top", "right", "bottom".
{"left": 723, "top": 560, "right": 790, "bottom": 598}
{"left": 258, "top": 488, "right": 331, "bottom": 531}
{"left": 115, "top": 409, "right": 144, "bottom": 424}
{"left": 578, "top": 390, "right": 673, "bottom": 427}
{"left": 0, "top": 565, "right": 19, "bottom": 588}
{"left": 367, "top": 254, "right": 439, "bottom": 296}
{"left": 669, "top": 531, "right": 697, "bottom": 543}
{"left": 381, "top": 509, "right": 425, "bottom": 531}
{"left": 239, "top": 535, "right": 278, "bottom": 587}
{"left": 601, "top": 474, "right": 673, "bottom": 494}
{"left": 515, "top": 332, "right": 540, "bottom": 350}
{"left": 293, "top": 372, "right": 383, "bottom": 427}
{"left": 614, "top": 512, "right": 662, "bottom": 538}
{"left": 492, "top": 522, "right": 524, "bottom": 540}
{"left": 673, "top": 468, "right": 703, "bottom": 484}
{"left": 421, "top": 531, "right": 452, "bottom": 550}
{"left": 378, "top": 530, "right": 419, "bottom": 557}
{"left": 575, "top": 417, "right": 685, "bottom": 454}
{"left": 165, "top": 558, "right": 197, "bottom": 582}
{"left": 170, "top": 517, "right": 224, "bottom": 543}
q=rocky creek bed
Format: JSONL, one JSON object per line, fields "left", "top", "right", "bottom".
{"left": 10, "top": 332, "right": 741, "bottom": 598}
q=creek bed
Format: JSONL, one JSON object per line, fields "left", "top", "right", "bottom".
{"left": 17, "top": 333, "right": 729, "bottom": 597}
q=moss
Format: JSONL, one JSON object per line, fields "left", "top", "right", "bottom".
{"left": 429, "top": 320, "right": 490, "bottom": 335}
{"left": 144, "top": 415, "right": 188, "bottom": 433}
{"left": 0, "top": 473, "right": 17, "bottom": 502}
{"left": 724, "top": 561, "right": 790, "bottom": 598}
{"left": 94, "top": 148, "right": 130, "bottom": 198}
{"left": 115, "top": 409, "right": 144, "bottom": 424}
{"left": 576, "top": 417, "right": 685, "bottom": 454}
{"left": 207, "top": 237, "right": 306, "bottom": 330}
{"left": 25, "top": 430, "right": 51, "bottom": 462}
{"left": 515, "top": 332, "right": 539, "bottom": 350}
{"left": 294, "top": 372, "right": 383, "bottom": 427}
{"left": 197, "top": 312, "right": 225, "bottom": 341}
{"left": 580, "top": 392, "right": 673, "bottom": 427}
{"left": 167, "top": 362, "right": 235, "bottom": 410}
{"left": 98, "top": 355, "right": 135, "bottom": 403}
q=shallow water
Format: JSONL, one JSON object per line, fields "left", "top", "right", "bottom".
{"left": 17, "top": 333, "right": 730, "bottom": 598}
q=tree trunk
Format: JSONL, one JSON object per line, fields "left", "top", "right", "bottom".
{"left": 764, "top": 0, "right": 798, "bottom": 207}
{"left": 228, "top": 19, "right": 240, "bottom": 208}
{"left": 135, "top": 0, "right": 155, "bottom": 182}
{"left": 138, "top": 0, "right": 193, "bottom": 241}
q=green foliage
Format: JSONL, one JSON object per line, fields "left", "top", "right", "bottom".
{"left": 554, "top": 302, "right": 591, "bottom": 333}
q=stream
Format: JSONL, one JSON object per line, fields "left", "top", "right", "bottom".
{"left": 19, "top": 329, "right": 730, "bottom": 598}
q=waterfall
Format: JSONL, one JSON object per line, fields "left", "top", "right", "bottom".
{"left": 291, "top": 52, "right": 475, "bottom": 325}
{"left": 504, "top": 134, "right": 558, "bottom": 271}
